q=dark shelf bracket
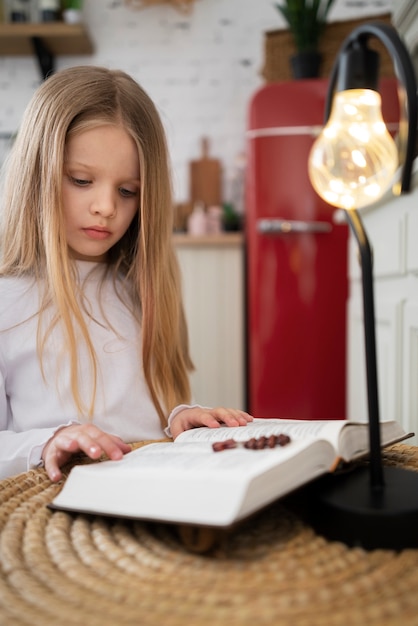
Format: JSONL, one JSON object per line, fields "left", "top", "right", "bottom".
{"left": 31, "top": 36, "right": 55, "bottom": 80}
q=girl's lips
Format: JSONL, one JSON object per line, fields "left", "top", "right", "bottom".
{"left": 83, "top": 227, "right": 111, "bottom": 240}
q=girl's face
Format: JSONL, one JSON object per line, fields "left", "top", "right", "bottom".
{"left": 62, "top": 124, "right": 140, "bottom": 262}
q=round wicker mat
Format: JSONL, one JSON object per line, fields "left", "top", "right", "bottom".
{"left": 1, "top": 444, "right": 418, "bottom": 626}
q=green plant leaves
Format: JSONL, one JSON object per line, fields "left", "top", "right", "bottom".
{"left": 274, "top": 0, "right": 336, "bottom": 52}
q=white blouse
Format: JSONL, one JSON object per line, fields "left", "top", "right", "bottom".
{"left": 0, "top": 262, "right": 182, "bottom": 479}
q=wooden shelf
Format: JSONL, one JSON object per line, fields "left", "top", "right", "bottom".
{"left": 0, "top": 22, "right": 94, "bottom": 56}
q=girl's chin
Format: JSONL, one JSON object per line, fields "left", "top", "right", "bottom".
{"left": 68, "top": 247, "right": 108, "bottom": 263}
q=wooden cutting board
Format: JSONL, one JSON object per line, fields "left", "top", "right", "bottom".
{"left": 189, "top": 137, "right": 222, "bottom": 207}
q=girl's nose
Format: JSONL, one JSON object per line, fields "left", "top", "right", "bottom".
{"left": 90, "top": 190, "right": 116, "bottom": 218}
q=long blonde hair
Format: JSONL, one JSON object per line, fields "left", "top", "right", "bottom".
{"left": 0, "top": 65, "right": 193, "bottom": 428}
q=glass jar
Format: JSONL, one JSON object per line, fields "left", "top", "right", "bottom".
{"left": 10, "top": 0, "right": 31, "bottom": 22}
{"left": 39, "top": 0, "right": 59, "bottom": 21}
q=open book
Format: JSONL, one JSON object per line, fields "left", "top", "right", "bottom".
{"left": 50, "top": 418, "right": 411, "bottom": 527}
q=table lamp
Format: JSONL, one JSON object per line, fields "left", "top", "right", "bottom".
{"left": 306, "top": 21, "right": 418, "bottom": 550}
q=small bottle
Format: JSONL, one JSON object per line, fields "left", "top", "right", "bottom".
{"left": 206, "top": 205, "right": 223, "bottom": 234}
{"left": 39, "top": 0, "right": 59, "bottom": 21}
{"left": 10, "top": 0, "right": 31, "bottom": 22}
{"left": 187, "top": 201, "right": 207, "bottom": 236}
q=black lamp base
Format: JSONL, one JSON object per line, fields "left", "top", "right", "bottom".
{"left": 302, "top": 465, "right": 418, "bottom": 550}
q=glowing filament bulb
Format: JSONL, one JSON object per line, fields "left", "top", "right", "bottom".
{"left": 308, "top": 89, "right": 398, "bottom": 210}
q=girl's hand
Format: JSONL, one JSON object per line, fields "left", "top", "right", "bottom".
{"left": 170, "top": 407, "right": 253, "bottom": 439}
{"left": 42, "top": 423, "right": 132, "bottom": 482}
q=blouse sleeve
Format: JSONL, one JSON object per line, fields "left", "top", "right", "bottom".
{"left": 0, "top": 427, "right": 58, "bottom": 479}
{"left": 0, "top": 365, "right": 78, "bottom": 479}
{"left": 164, "top": 404, "right": 208, "bottom": 438}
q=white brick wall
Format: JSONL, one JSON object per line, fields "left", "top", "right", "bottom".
{"left": 0, "top": 0, "right": 392, "bottom": 202}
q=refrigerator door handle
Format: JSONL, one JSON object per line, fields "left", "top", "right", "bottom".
{"left": 257, "top": 218, "right": 332, "bottom": 234}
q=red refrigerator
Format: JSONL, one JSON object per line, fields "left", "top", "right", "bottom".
{"left": 245, "top": 79, "right": 348, "bottom": 421}
{"left": 245, "top": 78, "right": 400, "bottom": 421}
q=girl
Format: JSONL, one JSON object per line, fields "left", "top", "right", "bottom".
{"left": 0, "top": 66, "right": 252, "bottom": 483}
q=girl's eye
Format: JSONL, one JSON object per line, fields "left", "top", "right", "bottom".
{"left": 119, "top": 187, "right": 138, "bottom": 198}
{"left": 70, "top": 177, "right": 91, "bottom": 187}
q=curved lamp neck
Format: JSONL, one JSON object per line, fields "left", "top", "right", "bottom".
{"left": 325, "top": 21, "right": 417, "bottom": 194}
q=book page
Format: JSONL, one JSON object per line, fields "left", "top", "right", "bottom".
{"left": 337, "top": 420, "right": 411, "bottom": 460}
{"left": 175, "top": 418, "right": 347, "bottom": 452}
{"left": 175, "top": 418, "right": 409, "bottom": 461}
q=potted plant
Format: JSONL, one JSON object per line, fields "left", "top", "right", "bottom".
{"left": 62, "top": 0, "right": 83, "bottom": 24}
{"left": 274, "top": 0, "right": 336, "bottom": 79}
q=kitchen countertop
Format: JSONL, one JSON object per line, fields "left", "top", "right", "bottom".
{"left": 173, "top": 232, "right": 244, "bottom": 247}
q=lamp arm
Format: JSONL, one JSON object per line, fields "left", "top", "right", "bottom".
{"left": 305, "top": 22, "right": 418, "bottom": 552}
{"left": 325, "top": 21, "right": 417, "bottom": 193}
{"left": 344, "top": 210, "right": 384, "bottom": 489}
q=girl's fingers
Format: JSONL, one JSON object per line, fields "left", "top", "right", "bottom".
{"left": 197, "top": 408, "right": 253, "bottom": 428}
{"left": 43, "top": 424, "right": 131, "bottom": 482}
{"left": 54, "top": 425, "right": 130, "bottom": 459}
{"left": 171, "top": 407, "right": 254, "bottom": 438}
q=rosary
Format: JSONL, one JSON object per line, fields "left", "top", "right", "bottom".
{"left": 212, "top": 434, "right": 291, "bottom": 452}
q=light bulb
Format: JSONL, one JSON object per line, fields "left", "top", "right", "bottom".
{"left": 308, "top": 89, "right": 399, "bottom": 210}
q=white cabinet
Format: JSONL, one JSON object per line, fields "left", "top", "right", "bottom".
{"left": 174, "top": 233, "right": 245, "bottom": 410}
{"left": 347, "top": 164, "right": 418, "bottom": 444}
{"left": 403, "top": 301, "right": 418, "bottom": 439}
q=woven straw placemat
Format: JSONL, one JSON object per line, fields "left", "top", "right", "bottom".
{"left": 1, "top": 443, "right": 418, "bottom": 626}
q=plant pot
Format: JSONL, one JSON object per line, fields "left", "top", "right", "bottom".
{"left": 63, "top": 8, "right": 82, "bottom": 23}
{"left": 290, "top": 51, "right": 322, "bottom": 79}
